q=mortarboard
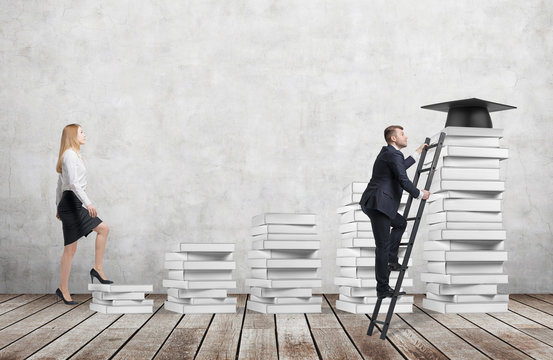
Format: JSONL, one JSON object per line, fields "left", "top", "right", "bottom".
{"left": 421, "top": 98, "right": 516, "bottom": 128}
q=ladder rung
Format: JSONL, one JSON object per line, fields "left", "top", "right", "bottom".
{"left": 406, "top": 217, "right": 419, "bottom": 221}
{"left": 427, "top": 143, "right": 439, "bottom": 149}
{"left": 399, "top": 242, "right": 410, "bottom": 246}
{"left": 419, "top": 167, "right": 432, "bottom": 173}
{"left": 373, "top": 320, "right": 386, "bottom": 325}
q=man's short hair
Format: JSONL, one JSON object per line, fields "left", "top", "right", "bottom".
{"left": 384, "top": 125, "right": 403, "bottom": 144}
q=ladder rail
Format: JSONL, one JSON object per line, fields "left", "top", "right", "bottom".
{"left": 367, "top": 132, "right": 446, "bottom": 339}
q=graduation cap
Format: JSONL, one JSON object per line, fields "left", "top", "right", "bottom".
{"left": 421, "top": 98, "right": 516, "bottom": 128}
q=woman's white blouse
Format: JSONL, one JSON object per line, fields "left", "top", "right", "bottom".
{"left": 56, "top": 149, "right": 92, "bottom": 207}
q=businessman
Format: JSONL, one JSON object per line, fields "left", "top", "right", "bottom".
{"left": 359, "top": 125, "right": 430, "bottom": 299}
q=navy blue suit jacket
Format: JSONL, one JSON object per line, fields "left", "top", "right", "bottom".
{"left": 360, "top": 145, "right": 420, "bottom": 219}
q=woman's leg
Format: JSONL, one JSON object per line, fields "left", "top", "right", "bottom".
{"left": 92, "top": 222, "right": 110, "bottom": 279}
{"left": 59, "top": 241, "right": 78, "bottom": 300}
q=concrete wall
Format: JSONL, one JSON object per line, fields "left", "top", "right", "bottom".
{"left": 1, "top": 0, "right": 552, "bottom": 293}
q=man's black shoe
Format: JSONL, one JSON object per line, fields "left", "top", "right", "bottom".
{"left": 377, "top": 286, "right": 406, "bottom": 299}
{"left": 388, "top": 262, "right": 402, "bottom": 271}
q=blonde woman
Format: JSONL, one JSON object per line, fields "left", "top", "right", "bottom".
{"left": 55, "top": 124, "right": 112, "bottom": 305}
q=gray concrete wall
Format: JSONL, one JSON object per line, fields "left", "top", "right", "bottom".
{"left": 1, "top": 0, "right": 552, "bottom": 294}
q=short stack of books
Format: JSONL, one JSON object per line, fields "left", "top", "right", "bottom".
{"left": 89, "top": 284, "right": 153, "bottom": 314}
{"left": 335, "top": 182, "right": 413, "bottom": 314}
{"left": 246, "top": 213, "right": 322, "bottom": 313}
{"left": 421, "top": 126, "right": 509, "bottom": 313}
{"left": 162, "top": 243, "right": 237, "bottom": 313}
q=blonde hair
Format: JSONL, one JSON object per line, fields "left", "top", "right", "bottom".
{"left": 56, "top": 124, "right": 81, "bottom": 173}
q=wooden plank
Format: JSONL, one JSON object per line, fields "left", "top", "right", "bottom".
{"left": 0, "top": 295, "right": 21, "bottom": 304}
{"left": 275, "top": 314, "right": 319, "bottom": 360}
{"left": 0, "top": 295, "right": 57, "bottom": 330}
{"left": 0, "top": 294, "right": 45, "bottom": 317}
{"left": 461, "top": 313, "right": 553, "bottom": 359}
{"left": 414, "top": 295, "right": 531, "bottom": 360}
{"left": 512, "top": 294, "right": 553, "bottom": 315}
{"left": 325, "top": 294, "right": 403, "bottom": 360}
{"left": 238, "top": 304, "right": 277, "bottom": 360}
{"left": 529, "top": 294, "right": 553, "bottom": 305}
{"left": 71, "top": 294, "right": 167, "bottom": 360}
{"left": 490, "top": 310, "right": 553, "bottom": 347}
{"left": 154, "top": 313, "right": 213, "bottom": 360}
{"left": 194, "top": 294, "right": 246, "bottom": 360}
{"left": 306, "top": 295, "right": 362, "bottom": 360}
{"left": 0, "top": 294, "right": 91, "bottom": 356}
{"left": 508, "top": 298, "right": 553, "bottom": 328}
{"left": 397, "top": 306, "right": 487, "bottom": 359}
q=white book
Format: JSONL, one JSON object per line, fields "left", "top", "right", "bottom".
{"left": 343, "top": 182, "right": 368, "bottom": 194}
{"left": 435, "top": 167, "right": 501, "bottom": 181}
{"left": 249, "top": 295, "right": 322, "bottom": 304}
{"left": 164, "top": 261, "right": 235, "bottom": 270}
{"left": 428, "top": 198, "right": 501, "bottom": 213}
{"left": 420, "top": 273, "right": 508, "bottom": 284}
{"left": 167, "top": 288, "right": 228, "bottom": 299}
{"left": 248, "top": 250, "right": 320, "bottom": 259}
{"left": 424, "top": 240, "right": 504, "bottom": 251}
{"left": 429, "top": 230, "right": 506, "bottom": 241}
{"left": 426, "top": 293, "right": 509, "bottom": 303}
{"left": 431, "top": 180, "right": 505, "bottom": 193}
{"left": 250, "top": 268, "right": 319, "bottom": 280}
{"left": 252, "top": 233, "right": 319, "bottom": 241}
{"left": 250, "top": 287, "right": 312, "bottom": 298}
{"left": 437, "top": 126, "right": 504, "bottom": 138}
{"left": 337, "top": 204, "right": 360, "bottom": 214}
{"left": 426, "top": 157, "right": 501, "bottom": 168}
{"left": 341, "top": 210, "right": 369, "bottom": 223}
{"left": 426, "top": 261, "right": 504, "bottom": 274}
{"left": 251, "top": 224, "right": 317, "bottom": 235}
{"left": 166, "top": 270, "right": 233, "bottom": 281}
{"left": 336, "top": 257, "right": 410, "bottom": 268}
{"left": 426, "top": 283, "right": 498, "bottom": 295}
{"left": 338, "top": 286, "right": 409, "bottom": 297}
{"left": 247, "top": 301, "right": 321, "bottom": 314}
{"left": 162, "top": 279, "right": 236, "bottom": 290}
{"left": 428, "top": 222, "right": 504, "bottom": 231}
{"left": 246, "top": 278, "right": 322, "bottom": 288}
{"left": 341, "top": 238, "right": 376, "bottom": 248}
{"left": 423, "top": 251, "right": 508, "bottom": 262}
{"left": 340, "top": 222, "right": 372, "bottom": 233}
{"left": 175, "top": 243, "right": 235, "bottom": 253}
{"left": 165, "top": 252, "right": 233, "bottom": 261}
{"left": 341, "top": 231, "right": 374, "bottom": 240}
{"left": 427, "top": 211, "right": 502, "bottom": 224}
{"left": 334, "top": 277, "right": 413, "bottom": 288}
{"left": 249, "top": 258, "right": 321, "bottom": 269}
{"left": 336, "top": 300, "right": 412, "bottom": 314}
{"left": 89, "top": 303, "right": 153, "bottom": 314}
{"left": 439, "top": 136, "right": 501, "bottom": 147}
{"left": 252, "top": 213, "right": 316, "bottom": 226}
{"left": 341, "top": 192, "right": 362, "bottom": 206}
{"left": 436, "top": 146, "right": 509, "bottom": 159}
{"left": 338, "top": 294, "right": 413, "bottom": 305}
{"left": 164, "top": 300, "right": 236, "bottom": 314}
{"left": 428, "top": 191, "right": 503, "bottom": 201}
{"left": 88, "top": 284, "right": 153, "bottom": 293}
{"left": 340, "top": 267, "right": 409, "bottom": 278}
{"left": 336, "top": 248, "right": 373, "bottom": 257}
{"left": 92, "top": 292, "right": 145, "bottom": 301}
{"left": 167, "top": 296, "right": 236, "bottom": 305}
{"left": 422, "top": 298, "right": 508, "bottom": 313}
{"left": 92, "top": 298, "right": 154, "bottom": 306}
{"left": 252, "top": 240, "right": 320, "bottom": 250}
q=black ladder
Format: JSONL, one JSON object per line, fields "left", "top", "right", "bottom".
{"left": 367, "top": 131, "right": 446, "bottom": 340}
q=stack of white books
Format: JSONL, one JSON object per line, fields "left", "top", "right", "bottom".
{"left": 162, "top": 243, "right": 237, "bottom": 313}
{"left": 421, "top": 127, "right": 509, "bottom": 313}
{"left": 335, "top": 182, "right": 414, "bottom": 314}
{"left": 246, "top": 213, "right": 322, "bottom": 313}
{"left": 89, "top": 284, "right": 153, "bottom": 314}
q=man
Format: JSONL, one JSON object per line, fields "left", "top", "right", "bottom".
{"left": 359, "top": 125, "right": 430, "bottom": 299}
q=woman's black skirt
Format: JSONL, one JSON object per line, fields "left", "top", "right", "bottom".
{"left": 57, "top": 190, "right": 102, "bottom": 246}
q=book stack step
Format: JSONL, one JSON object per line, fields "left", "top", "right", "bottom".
{"left": 163, "top": 243, "right": 237, "bottom": 313}
{"left": 335, "top": 182, "right": 413, "bottom": 314}
{"left": 422, "top": 127, "right": 509, "bottom": 313}
{"left": 246, "top": 213, "right": 322, "bottom": 313}
{"left": 88, "top": 284, "right": 153, "bottom": 314}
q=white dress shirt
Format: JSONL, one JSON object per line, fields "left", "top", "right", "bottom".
{"left": 391, "top": 144, "right": 424, "bottom": 200}
{"left": 56, "top": 149, "right": 92, "bottom": 207}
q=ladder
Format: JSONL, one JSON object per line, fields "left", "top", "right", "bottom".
{"left": 367, "top": 131, "right": 446, "bottom": 340}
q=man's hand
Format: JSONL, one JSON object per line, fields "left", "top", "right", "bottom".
{"left": 56, "top": 212, "right": 60, "bottom": 221}
{"left": 87, "top": 204, "right": 97, "bottom": 218}
{"left": 417, "top": 143, "right": 429, "bottom": 155}
{"left": 422, "top": 190, "right": 430, "bottom": 200}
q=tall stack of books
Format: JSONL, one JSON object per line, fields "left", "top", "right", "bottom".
{"left": 246, "top": 213, "right": 322, "bottom": 313}
{"left": 335, "top": 182, "right": 414, "bottom": 314}
{"left": 89, "top": 284, "right": 153, "bottom": 314}
{"left": 421, "top": 126, "right": 509, "bottom": 313}
{"left": 162, "top": 243, "right": 237, "bottom": 313}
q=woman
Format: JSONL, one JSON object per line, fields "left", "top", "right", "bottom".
{"left": 55, "top": 124, "right": 113, "bottom": 305}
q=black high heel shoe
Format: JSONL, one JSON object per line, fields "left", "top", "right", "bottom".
{"left": 55, "top": 288, "right": 79, "bottom": 305}
{"left": 90, "top": 268, "right": 113, "bottom": 284}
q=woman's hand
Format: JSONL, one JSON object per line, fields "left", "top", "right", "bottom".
{"left": 87, "top": 204, "right": 97, "bottom": 218}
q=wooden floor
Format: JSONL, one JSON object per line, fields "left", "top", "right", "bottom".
{"left": 1, "top": 294, "right": 553, "bottom": 360}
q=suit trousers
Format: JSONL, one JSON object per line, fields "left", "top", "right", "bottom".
{"left": 361, "top": 207, "right": 407, "bottom": 293}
